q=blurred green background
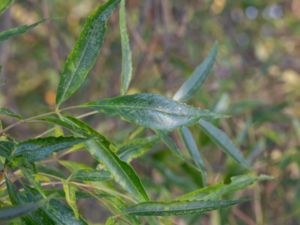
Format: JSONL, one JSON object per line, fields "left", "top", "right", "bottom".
{"left": 0, "top": 0, "right": 300, "bottom": 224}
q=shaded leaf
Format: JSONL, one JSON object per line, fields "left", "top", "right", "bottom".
{"left": 0, "top": 201, "right": 44, "bottom": 221}
{"left": 14, "top": 136, "right": 86, "bottom": 162}
{"left": 59, "top": 160, "right": 111, "bottom": 182}
{"left": 6, "top": 179, "right": 87, "bottom": 225}
{"left": 125, "top": 199, "right": 243, "bottom": 216}
{"left": 85, "top": 93, "right": 219, "bottom": 131}
{"left": 119, "top": 0, "right": 133, "bottom": 95}
{"left": 179, "top": 127, "right": 207, "bottom": 184}
{"left": 56, "top": 0, "right": 120, "bottom": 106}
{"left": 198, "top": 119, "right": 249, "bottom": 168}
{"left": 86, "top": 139, "right": 149, "bottom": 201}
{"left": 173, "top": 42, "right": 218, "bottom": 101}
{"left": 0, "top": 108, "right": 22, "bottom": 119}
{"left": 37, "top": 165, "right": 67, "bottom": 180}
{"left": 0, "top": 140, "right": 14, "bottom": 158}
{"left": 155, "top": 130, "right": 182, "bottom": 157}
{"left": 117, "top": 135, "right": 159, "bottom": 162}
{"left": 59, "top": 160, "right": 91, "bottom": 172}
{"left": 44, "top": 199, "right": 88, "bottom": 225}
{"left": 72, "top": 169, "right": 111, "bottom": 182}
{"left": 0, "top": 0, "right": 13, "bottom": 16}
{"left": 6, "top": 179, "right": 56, "bottom": 225}
{"left": 0, "top": 20, "right": 45, "bottom": 42}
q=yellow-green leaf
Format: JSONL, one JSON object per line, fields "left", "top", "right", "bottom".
{"left": 63, "top": 181, "right": 79, "bottom": 219}
{"left": 0, "top": 19, "right": 45, "bottom": 42}
{"left": 0, "top": 0, "right": 13, "bottom": 16}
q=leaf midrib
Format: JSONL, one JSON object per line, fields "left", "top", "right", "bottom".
{"left": 59, "top": 18, "right": 104, "bottom": 104}
{"left": 88, "top": 103, "right": 202, "bottom": 117}
{"left": 94, "top": 140, "right": 147, "bottom": 201}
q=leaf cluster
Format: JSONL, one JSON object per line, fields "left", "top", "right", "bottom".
{"left": 0, "top": 0, "right": 269, "bottom": 224}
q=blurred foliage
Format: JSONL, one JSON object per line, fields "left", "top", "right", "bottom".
{"left": 0, "top": 0, "right": 299, "bottom": 224}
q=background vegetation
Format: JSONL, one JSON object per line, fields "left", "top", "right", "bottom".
{"left": 0, "top": 0, "right": 299, "bottom": 224}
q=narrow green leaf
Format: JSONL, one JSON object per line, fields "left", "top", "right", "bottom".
{"left": 0, "top": 19, "right": 45, "bottom": 42}
{"left": 119, "top": 0, "right": 132, "bottom": 95}
{"left": 179, "top": 127, "right": 207, "bottom": 184}
{"left": 0, "top": 108, "right": 22, "bottom": 119}
{"left": 199, "top": 119, "right": 249, "bottom": 168}
{"left": 0, "top": 140, "right": 14, "bottom": 158}
{"left": 125, "top": 199, "right": 243, "bottom": 216}
{"left": 155, "top": 130, "right": 182, "bottom": 157}
{"left": 62, "top": 181, "right": 79, "bottom": 219}
{"left": 85, "top": 93, "right": 219, "bottom": 131}
{"left": 156, "top": 130, "right": 207, "bottom": 176}
{"left": 42, "top": 115, "right": 116, "bottom": 150}
{"left": 86, "top": 139, "right": 149, "bottom": 201}
{"left": 173, "top": 42, "right": 218, "bottom": 102}
{"left": 72, "top": 169, "right": 111, "bottom": 182}
{"left": 6, "top": 179, "right": 56, "bottom": 224}
{"left": 37, "top": 165, "right": 67, "bottom": 180}
{"left": 59, "top": 160, "right": 111, "bottom": 182}
{"left": 21, "top": 167, "right": 46, "bottom": 199}
{"left": 13, "top": 136, "right": 87, "bottom": 162}
{"left": 0, "top": 201, "right": 44, "bottom": 221}
{"left": 45, "top": 116, "right": 148, "bottom": 201}
{"left": 44, "top": 199, "right": 88, "bottom": 225}
{"left": 6, "top": 179, "right": 87, "bottom": 225}
{"left": 59, "top": 160, "right": 91, "bottom": 172}
{"left": 105, "top": 216, "right": 118, "bottom": 225}
{"left": 0, "top": 0, "right": 13, "bottom": 16}
{"left": 176, "top": 174, "right": 269, "bottom": 201}
{"left": 117, "top": 135, "right": 159, "bottom": 162}
{"left": 56, "top": 0, "right": 120, "bottom": 106}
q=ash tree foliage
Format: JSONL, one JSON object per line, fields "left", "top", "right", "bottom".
{"left": 0, "top": 0, "right": 270, "bottom": 224}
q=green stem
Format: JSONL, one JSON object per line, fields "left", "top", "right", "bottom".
{"left": 0, "top": 105, "right": 88, "bottom": 135}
